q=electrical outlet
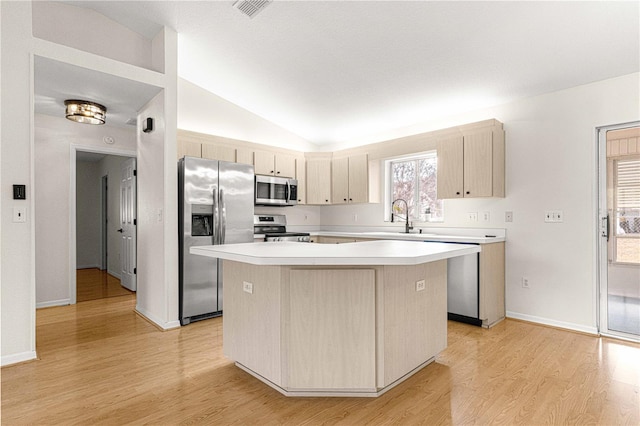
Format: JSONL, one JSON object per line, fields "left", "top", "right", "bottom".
{"left": 467, "top": 212, "right": 478, "bottom": 222}
{"left": 522, "top": 277, "right": 530, "bottom": 289}
{"left": 482, "top": 211, "right": 490, "bottom": 222}
{"left": 416, "top": 280, "right": 426, "bottom": 291}
{"left": 505, "top": 211, "right": 513, "bottom": 222}
{"left": 243, "top": 281, "right": 253, "bottom": 294}
{"left": 545, "top": 211, "right": 553, "bottom": 222}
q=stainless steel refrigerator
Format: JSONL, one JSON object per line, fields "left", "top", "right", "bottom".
{"left": 178, "top": 157, "right": 254, "bottom": 325}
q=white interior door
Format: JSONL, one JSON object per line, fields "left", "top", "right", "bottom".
{"left": 120, "top": 158, "right": 137, "bottom": 291}
{"left": 598, "top": 123, "right": 640, "bottom": 341}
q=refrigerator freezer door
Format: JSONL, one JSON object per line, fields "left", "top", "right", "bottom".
{"left": 179, "top": 157, "right": 220, "bottom": 324}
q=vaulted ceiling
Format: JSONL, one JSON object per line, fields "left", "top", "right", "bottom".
{"left": 57, "top": 1, "right": 639, "bottom": 146}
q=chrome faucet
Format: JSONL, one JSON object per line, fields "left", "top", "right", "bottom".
{"left": 391, "top": 198, "right": 413, "bottom": 233}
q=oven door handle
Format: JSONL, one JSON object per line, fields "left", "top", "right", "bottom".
{"left": 286, "top": 181, "right": 291, "bottom": 204}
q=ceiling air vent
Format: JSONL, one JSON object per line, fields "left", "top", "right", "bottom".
{"left": 233, "top": 0, "right": 272, "bottom": 19}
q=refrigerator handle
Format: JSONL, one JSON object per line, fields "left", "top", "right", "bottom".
{"left": 213, "top": 187, "right": 219, "bottom": 245}
{"left": 220, "top": 189, "right": 227, "bottom": 244}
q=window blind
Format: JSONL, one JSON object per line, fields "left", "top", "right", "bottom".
{"left": 616, "top": 159, "right": 640, "bottom": 209}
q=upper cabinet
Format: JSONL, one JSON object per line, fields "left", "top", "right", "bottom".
{"left": 332, "top": 154, "right": 369, "bottom": 204}
{"left": 295, "top": 157, "right": 306, "bottom": 204}
{"left": 437, "top": 129, "right": 505, "bottom": 199}
{"left": 202, "top": 144, "right": 236, "bottom": 162}
{"left": 177, "top": 138, "right": 202, "bottom": 159}
{"left": 255, "top": 151, "right": 296, "bottom": 178}
{"left": 306, "top": 157, "right": 332, "bottom": 205}
{"left": 236, "top": 148, "right": 254, "bottom": 165}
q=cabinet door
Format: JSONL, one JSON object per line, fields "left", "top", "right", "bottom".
{"left": 236, "top": 148, "right": 254, "bottom": 165}
{"left": 254, "top": 151, "right": 276, "bottom": 175}
{"left": 295, "top": 157, "right": 306, "bottom": 204}
{"left": 306, "top": 158, "right": 332, "bottom": 204}
{"left": 436, "top": 136, "right": 464, "bottom": 199}
{"left": 275, "top": 153, "right": 296, "bottom": 178}
{"left": 348, "top": 154, "right": 368, "bottom": 203}
{"left": 288, "top": 269, "right": 376, "bottom": 390}
{"left": 201, "top": 144, "right": 236, "bottom": 162}
{"left": 177, "top": 139, "right": 202, "bottom": 159}
{"left": 331, "top": 157, "right": 349, "bottom": 204}
{"left": 463, "top": 131, "right": 493, "bottom": 197}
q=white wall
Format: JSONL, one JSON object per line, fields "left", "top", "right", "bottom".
{"left": 34, "top": 114, "right": 136, "bottom": 307}
{"left": 1, "top": 1, "right": 36, "bottom": 366}
{"left": 322, "top": 73, "right": 640, "bottom": 333}
{"left": 178, "top": 78, "right": 317, "bottom": 152}
{"left": 31, "top": 1, "right": 157, "bottom": 72}
{"left": 76, "top": 161, "right": 102, "bottom": 269}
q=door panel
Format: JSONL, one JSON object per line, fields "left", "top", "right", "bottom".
{"left": 599, "top": 123, "right": 640, "bottom": 340}
{"left": 120, "top": 158, "right": 137, "bottom": 291}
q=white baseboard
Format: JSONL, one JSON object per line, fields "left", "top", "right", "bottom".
{"left": 36, "top": 299, "right": 71, "bottom": 309}
{"left": 1, "top": 350, "right": 38, "bottom": 367}
{"left": 135, "top": 305, "right": 181, "bottom": 330}
{"left": 107, "top": 268, "right": 121, "bottom": 279}
{"left": 77, "top": 264, "right": 101, "bottom": 270}
{"left": 506, "top": 311, "right": 598, "bottom": 335}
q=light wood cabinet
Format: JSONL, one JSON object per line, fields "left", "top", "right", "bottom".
{"left": 437, "top": 129, "right": 504, "bottom": 198}
{"left": 255, "top": 151, "right": 296, "bottom": 178}
{"left": 177, "top": 139, "right": 202, "bottom": 159}
{"left": 316, "top": 236, "right": 359, "bottom": 244}
{"left": 306, "top": 157, "right": 332, "bottom": 204}
{"left": 295, "top": 157, "right": 306, "bottom": 204}
{"left": 331, "top": 154, "right": 369, "bottom": 204}
{"left": 236, "top": 148, "right": 254, "bottom": 165}
{"left": 479, "top": 242, "right": 505, "bottom": 327}
{"left": 201, "top": 144, "right": 236, "bottom": 162}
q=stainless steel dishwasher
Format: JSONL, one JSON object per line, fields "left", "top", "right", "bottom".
{"left": 426, "top": 241, "right": 482, "bottom": 326}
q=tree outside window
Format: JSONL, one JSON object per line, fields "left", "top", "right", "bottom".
{"left": 390, "top": 153, "right": 443, "bottom": 221}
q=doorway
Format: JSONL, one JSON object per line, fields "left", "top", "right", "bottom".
{"left": 72, "top": 148, "right": 137, "bottom": 304}
{"left": 597, "top": 122, "right": 640, "bottom": 341}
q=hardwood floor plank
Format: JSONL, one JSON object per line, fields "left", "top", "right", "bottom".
{"left": 2, "top": 295, "right": 639, "bottom": 425}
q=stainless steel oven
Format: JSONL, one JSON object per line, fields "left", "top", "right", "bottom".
{"left": 255, "top": 175, "right": 298, "bottom": 206}
{"left": 254, "top": 214, "right": 310, "bottom": 242}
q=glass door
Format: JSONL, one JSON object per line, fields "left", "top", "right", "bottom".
{"left": 598, "top": 123, "right": 640, "bottom": 341}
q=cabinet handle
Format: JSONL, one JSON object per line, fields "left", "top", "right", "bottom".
{"left": 276, "top": 171, "right": 280, "bottom": 174}
{"left": 325, "top": 199, "right": 329, "bottom": 203}
{"left": 349, "top": 198, "right": 352, "bottom": 201}
{"left": 270, "top": 170, "right": 274, "bottom": 174}
{"left": 466, "top": 191, "right": 470, "bottom": 195}
{"left": 456, "top": 191, "right": 460, "bottom": 195}
{"left": 343, "top": 198, "right": 347, "bottom": 201}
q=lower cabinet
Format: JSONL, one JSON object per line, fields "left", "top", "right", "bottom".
{"left": 288, "top": 269, "right": 376, "bottom": 390}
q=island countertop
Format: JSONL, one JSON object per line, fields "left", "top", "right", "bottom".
{"left": 190, "top": 240, "right": 480, "bottom": 266}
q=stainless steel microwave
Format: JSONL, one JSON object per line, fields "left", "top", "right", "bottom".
{"left": 255, "top": 175, "right": 298, "bottom": 206}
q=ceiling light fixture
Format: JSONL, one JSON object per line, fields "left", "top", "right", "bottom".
{"left": 64, "top": 100, "right": 107, "bottom": 125}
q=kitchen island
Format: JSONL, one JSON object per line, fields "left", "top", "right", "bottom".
{"left": 192, "top": 240, "right": 480, "bottom": 397}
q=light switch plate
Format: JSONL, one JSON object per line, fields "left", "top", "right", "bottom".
{"left": 416, "top": 280, "right": 426, "bottom": 291}
{"left": 243, "top": 281, "right": 253, "bottom": 294}
{"left": 13, "top": 207, "right": 26, "bottom": 223}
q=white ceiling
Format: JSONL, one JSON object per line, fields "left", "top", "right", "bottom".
{"left": 54, "top": 1, "right": 639, "bottom": 146}
{"left": 35, "top": 56, "right": 162, "bottom": 128}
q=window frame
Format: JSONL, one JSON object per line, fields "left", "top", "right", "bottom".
{"left": 383, "top": 150, "right": 444, "bottom": 223}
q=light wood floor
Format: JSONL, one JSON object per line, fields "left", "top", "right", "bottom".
{"left": 76, "top": 268, "right": 133, "bottom": 302}
{"left": 2, "top": 294, "right": 639, "bottom": 425}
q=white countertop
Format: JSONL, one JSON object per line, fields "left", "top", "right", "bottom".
{"left": 312, "top": 230, "right": 504, "bottom": 244}
{"left": 191, "top": 240, "right": 481, "bottom": 266}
